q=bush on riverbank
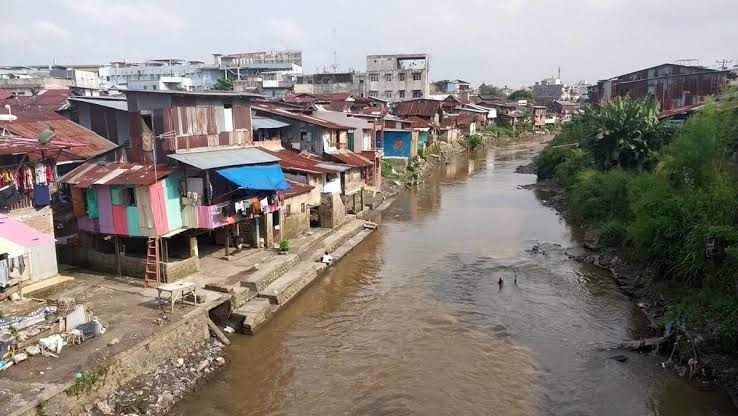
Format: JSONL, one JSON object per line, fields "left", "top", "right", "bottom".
{"left": 536, "top": 91, "right": 738, "bottom": 352}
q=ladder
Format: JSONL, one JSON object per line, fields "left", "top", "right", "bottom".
{"left": 144, "top": 237, "right": 161, "bottom": 288}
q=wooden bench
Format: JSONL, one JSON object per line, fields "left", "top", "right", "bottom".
{"left": 156, "top": 282, "right": 198, "bottom": 312}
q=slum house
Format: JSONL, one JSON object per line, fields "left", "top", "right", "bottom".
{"left": 311, "top": 109, "right": 383, "bottom": 189}
{"left": 550, "top": 100, "right": 580, "bottom": 122}
{"left": 407, "top": 116, "right": 440, "bottom": 153}
{"left": 0, "top": 135, "right": 98, "bottom": 294}
{"left": 0, "top": 92, "right": 118, "bottom": 240}
{"left": 527, "top": 105, "right": 547, "bottom": 129}
{"left": 494, "top": 102, "right": 525, "bottom": 127}
{"left": 252, "top": 115, "right": 291, "bottom": 142}
{"left": 252, "top": 104, "right": 350, "bottom": 155}
{"left": 393, "top": 99, "right": 443, "bottom": 125}
{"left": 67, "top": 96, "right": 130, "bottom": 145}
{"left": 588, "top": 63, "right": 735, "bottom": 111}
{"left": 253, "top": 104, "right": 372, "bottom": 215}
{"left": 60, "top": 90, "right": 290, "bottom": 282}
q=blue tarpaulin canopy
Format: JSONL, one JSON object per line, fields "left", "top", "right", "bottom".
{"left": 216, "top": 163, "right": 291, "bottom": 191}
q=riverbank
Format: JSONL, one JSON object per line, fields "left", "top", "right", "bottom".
{"left": 520, "top": 165, "right": 738, "bottom": 407}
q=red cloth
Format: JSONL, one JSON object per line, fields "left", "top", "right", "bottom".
{"left": 149, "top": 182, "right": 169, "bottom": 236}
{"left": 112, "top": 205, "right": 128, "bottom": 235}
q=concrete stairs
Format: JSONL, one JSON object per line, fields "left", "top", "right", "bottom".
{"left": 230, "top": 298, "right": 273, "bottom": 335}
{"left": 257, "top": 261, "right": 326, "bottom": 305}
{"left": 240, "top": 254, "right": 299, "bottom": 292}
{"left": 228, "top": 217, "right": 374, "bottom": 335}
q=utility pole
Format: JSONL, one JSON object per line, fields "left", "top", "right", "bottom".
{"left": 716, "top": 59, "right": 733, "bottom": 70}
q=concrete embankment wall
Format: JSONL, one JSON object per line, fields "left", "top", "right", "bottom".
{"left": 15, "top": 305, "right": 212, "bottom": 416}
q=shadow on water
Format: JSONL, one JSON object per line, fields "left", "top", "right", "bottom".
{"left": 176, "top": 144, "right": 737, "bottom": 416}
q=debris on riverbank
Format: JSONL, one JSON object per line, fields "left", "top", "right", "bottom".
{"left": 90, "top": 339, "right": 226, "bottom": 416}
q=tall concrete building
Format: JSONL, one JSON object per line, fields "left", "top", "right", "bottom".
{"left": 366, "top": 54, "right": 430, "bottom": 101}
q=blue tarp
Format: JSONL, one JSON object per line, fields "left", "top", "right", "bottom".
{"left": 216, "top": 163, "right": 291, "bottom": 191}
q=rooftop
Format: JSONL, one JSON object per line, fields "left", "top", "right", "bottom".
{"left": 253, "top": 104, "right": 351, "bottom": 130}
{"left": 59, "top": 162, "right": 174, "bottom": 187}
{"left": 2, "top": 119, "right": 116, "bottom": 161}
{"left": 123, "top": 89, "right": 263, "bottom": 99}
{"left": 167, "top": 147, "right": 278, "bottom": 170}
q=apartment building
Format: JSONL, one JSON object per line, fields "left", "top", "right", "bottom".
{"left": 366, "top": 54, "right": 430, "bottom": 101}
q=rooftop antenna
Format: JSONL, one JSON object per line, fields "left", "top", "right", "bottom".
{"left": 716, "top": 59, "right": 733, "bottom": 70}
{"left": 557, "top": 66, "right": 561, "bottom": 80}
{"left": 331, "top": 27, "right": 338, "bottom": 72}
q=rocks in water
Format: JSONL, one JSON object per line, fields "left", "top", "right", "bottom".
{"left": 610, "top": 355, "right": 628, "bottom": 363}
{"left": 514, "top": 162, "right": 537, "bottom": 175}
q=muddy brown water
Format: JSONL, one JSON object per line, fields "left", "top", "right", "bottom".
{"left": 178, "top": 145, "right": 736, "bottom": 416}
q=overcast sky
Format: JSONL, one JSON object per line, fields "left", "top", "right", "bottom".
{"left": 2, "top": 0, "right": 737, "bottom": 87}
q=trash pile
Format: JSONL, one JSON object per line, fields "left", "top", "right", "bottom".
{"left": 0, "top": 297, "right": 106, "bottom": 371}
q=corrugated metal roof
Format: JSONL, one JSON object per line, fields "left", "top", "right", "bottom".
{"left": 259, "top": 147, "right": 334, "bottom": 174}
{"left": 68, "top": 96, "right": 128, "bottom": 112}
{"left": 59, "top": 162, "right": 173, "bottom": 187}
{"left": 326, "top": 150, "right": 373, "bottom": 168}
{"left": 0, "top": 135, "right": 85, "bottom": 157}
{"left": 3, "top": 118, "right": 117, "bottom": 160}
{"left": 394, "top": 99, "right": 442, "bottom": 118}
{"left": 316, "top": 163, "right": 350, "bottom": 172}
{"left": 252, "top": 116, "right": 291, "bottom": 130}
{"left": 281, "top": 180, "right": 314, "bottom": 198}
{"left": 167, "top": 147, "right": 278, "bottom": 170}
{"left": 253, "top": 104, "right": 351, "bottom": 130}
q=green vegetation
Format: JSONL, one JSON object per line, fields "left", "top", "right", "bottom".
{"left": 478, "top": 83, "right": 504, "bottom": 97}
{"left": 66, "top": 368, "right": 108, "bottom": 396}
{"left": 464, "top": 135, "right": 483, "bottom": 150}
{"left": 278, "top": 240, "right": 290, "bottom": 252}
{"left": 381, "top": 159, "right": 402, "bottom": 179}
{"left": 508, "top": 89, "right": 534, "bottom": 101}
{"left": 213, "top": 78, "right": 234, "bottom": 91}
{"left": 536, "top": 91, "right": 738, "bottom": 352}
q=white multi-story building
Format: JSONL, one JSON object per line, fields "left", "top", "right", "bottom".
{"left": 98, "top": 59, "right": 221, "bottom": 91}
{"left": 366, "top": 54, "right": 430, "bottom": 101}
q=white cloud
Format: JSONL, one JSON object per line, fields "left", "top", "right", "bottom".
{"left": 62, "top": 0, "right": 185, "bottom": 30}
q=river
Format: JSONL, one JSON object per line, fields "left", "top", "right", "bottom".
{"left": 178, "top": 143, "right": 736, "bottom": 416}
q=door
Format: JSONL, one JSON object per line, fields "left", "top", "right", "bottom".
{"left": 348, "top": 132, "right": 355, "bottom": 151}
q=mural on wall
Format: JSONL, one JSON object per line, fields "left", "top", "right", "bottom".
{"left": 379, "top": 131, "right": 412, "bottom": 158}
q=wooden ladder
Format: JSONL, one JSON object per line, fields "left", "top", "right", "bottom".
{"left": 144, "top": 237, "right": 161, "bottom": 288}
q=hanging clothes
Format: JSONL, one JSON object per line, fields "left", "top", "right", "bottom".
{"left": 0, "top": 169, "right": 13, "bottom": 187}
{"left": 45, "top": 161, "right": 55, "bottom": 184}
{"left": 34, "top": 162, "right": 47, "bottom": 186}
{"left": 0, "top": 259, "right": 8, "bottom": 288}
{"left": 33, "top": 184, "right": 50, "bottom": 207}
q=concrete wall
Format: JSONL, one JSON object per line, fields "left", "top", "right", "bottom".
{"left": 85, "top": 249, "right": 200, "bottom": 281}
{"left": 282, "top": 192, "right": 311, "bottom": 240}
{"left": 319, "top": 192, "right": 345, "bottom": 229}
{"left": 379, "top": 130, "right": 415, "bottom": 158}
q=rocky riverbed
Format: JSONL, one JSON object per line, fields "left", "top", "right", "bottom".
{"left": 89, "top": 340, "right": 226, "bottom": 416}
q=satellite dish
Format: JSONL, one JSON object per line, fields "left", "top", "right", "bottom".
{"left": 0, "top": 114, "right": 17, "bottom": 122}
{"left": 38, "top": 127, "right": 56, "bottom": 144}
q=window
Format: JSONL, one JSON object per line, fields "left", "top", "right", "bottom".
{"left": 413, "top": 72, "right": 422, "bottom": 81}
{"left": 301, "top": 203, "right": 306, "bottom": 213}
{"left": 368, "top": 73, "right": 379, "bottom": 82}
{"left": 398, "top": 72, "right": 406, "bottom": 81}
{"left": 384, "top": 90, "right": 393, "bottom": 99}
{"left": 369, "top": 90, "right": 379, "bottom": 98}
{"left": 398, "top": 90, "right": 406, "bottom": 99}
{"left": 384, "top": 73, "right": 392, "bottom": 82}
{"left": 412, "top": 90, "right": 422, "bottom": 98}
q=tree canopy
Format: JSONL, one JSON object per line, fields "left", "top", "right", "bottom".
{"left": 508, "top": 89, "right": 534, "bottom": 101}
{"left": 213, "top": 78, "right": 234, "bottom": 91}
{"left": 478, "top": 83, "right": 504, "bottom": 97}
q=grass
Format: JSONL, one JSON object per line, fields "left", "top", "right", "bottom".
{"left": 66, "top": 368, "right": 108, "bottom": 396}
